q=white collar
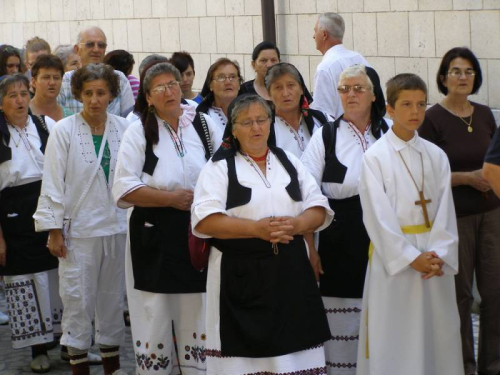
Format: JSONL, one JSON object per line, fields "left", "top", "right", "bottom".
{"left": 324, "top": 44, "right": 346, "bottom": 58}
{"left": 387, "top": 127, "right": 423, "bottom": 153}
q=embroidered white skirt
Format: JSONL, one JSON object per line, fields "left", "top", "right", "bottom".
{"left": 322, "top": 297, "right": 362, "bottom": 375}
{"left": 4, "top": 269, "right": 57, "bottom": 349}
{"left": 205, "top": 248, "right": 328, "bottom": 375}
{"left": 125, "top": 240, "right": 207, "bottom": 375}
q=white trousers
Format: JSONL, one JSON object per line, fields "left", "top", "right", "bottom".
{"left": 59, "top": 234, "right": 126, "bottom": 350}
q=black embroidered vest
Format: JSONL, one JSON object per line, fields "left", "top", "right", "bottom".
{"left": 225, "top": 145, "right": 302, "bottom": 210}
{"left": 0, "top": 114, "right": 48, "bottom": 164}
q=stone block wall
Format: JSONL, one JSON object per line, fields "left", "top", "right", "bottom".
{"left": 0, "top": 0, "right": 498, "bottom": 119}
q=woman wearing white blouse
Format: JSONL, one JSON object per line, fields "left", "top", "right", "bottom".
{"left": 112, "top": 62, "right": 220, "bottom": 375}
{"left": 34, "top": 63, "right": 129, "bottom": 375}
{"left": 0, "top": 74, "right": 57, "bottom": 373}
{"left": 192, "top": 94, "right": 333, "bottom": 375}
{"left": 265, "top": 62, "right": 331, "bottom": 158}
{"left": 301, "top": 65, "right": 389, "bottom": 375}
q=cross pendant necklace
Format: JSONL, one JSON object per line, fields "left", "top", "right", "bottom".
{"left": 398, "top": 151, "right": 432, "bottom": 228}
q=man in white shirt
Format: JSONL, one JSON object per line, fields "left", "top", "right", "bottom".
{"left": 57, "top": 26, "right": 134, "bottom": 117}
{"left": 311, "top": 13, "right": 370, "bottom": 120}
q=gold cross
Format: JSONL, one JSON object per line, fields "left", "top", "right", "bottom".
{"left": 415, "top": 191, "right": 432, "bottom": 228}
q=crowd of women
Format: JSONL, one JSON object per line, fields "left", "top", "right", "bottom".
{"left": 0, "top": 34, "right": 499, "bottom": 375}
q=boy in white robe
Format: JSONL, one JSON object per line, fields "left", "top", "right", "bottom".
{"left": 356, "top": 74, "right": 463, "bottom": 375}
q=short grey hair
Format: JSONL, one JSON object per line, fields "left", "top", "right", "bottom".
{"left": 0, "top": 74, "right": 30, "bottom": 104}
{"left": 76, "top": 26, "right": 107, "bottom": 45}
{"left": 53, "top": 44, "right": 75, "bottom": 67}
{"left": 143, "top": 62, "right": 181, "bottom": 95}
{"left": 230, "top": 95, "right": 272, "bottom": 127}
{"left": 139, "top": 54, "right": 169, "bottom": 76}
{"left": 318, "top": 13, "right": 345, "bottom": 41}
{"left": 264, "top": 63, "right": 302, "bottom": 92}
{"left": 339, "top": 65, "right": 374, "bottom": 94}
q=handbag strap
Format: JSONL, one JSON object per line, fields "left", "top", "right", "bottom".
{"left": 67, "top": 116, "right": 110, "bottom": 223}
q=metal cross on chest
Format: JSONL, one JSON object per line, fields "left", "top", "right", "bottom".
{"left": 415, "top": 191, "right": 432, "bottom": 228}
{"left": 398, "top": 151, "right": 433, "bottom": 228}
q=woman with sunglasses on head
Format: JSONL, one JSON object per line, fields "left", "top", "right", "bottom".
{"left": 112, "top": 62, "right": 221, "bottom": 375}
{"left": 0, "top": 45, "right": 24, "bottom": 76}
{"left": 419, "top": 47, "right": 500, "bottom": 375}
{"left": 265, "top": 62, "right": 331, "bottom": 158}
{"left": 196, "top": 58, "right": 243, "bottom": 134}
{"left": 301, "top": 65, "right": 389, "bottom": 375}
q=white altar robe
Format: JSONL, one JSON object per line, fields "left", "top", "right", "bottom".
{"left": 191, "top": 150, "right": 334, "bottom": 375}
{"left": 356, "top": 129, "right": 463, "bottom": 375}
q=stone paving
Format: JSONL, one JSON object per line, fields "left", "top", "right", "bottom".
{"left": 0, "top": 282, "right": 136, "bottom": 375}
{"left": 0, "top": 292, "right": 480, "bottom": 375}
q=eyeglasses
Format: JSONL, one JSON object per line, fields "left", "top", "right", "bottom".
{"left": 6, "top": 63, "right": 20, "bottom": 69}
{"left": 213, "top": 75, "right": 239, "bottom": 83}
{"left": 337, "top": 85, "right": 370, "bottom": 94}
{"left": 79, "top": 41, "right": 108, "bottom": 50}
{"left": 447, "top": 69, "right": 476, "bottom": 78}
{"left": 151, "top": 81, "right": 180, "bottom": 94}
{"left": 235, "top": 117, "right": 270, "bottom": 127}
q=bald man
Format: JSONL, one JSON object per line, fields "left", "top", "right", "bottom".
{"left": 57, "top": 26, "right": 134, "bottom": 117}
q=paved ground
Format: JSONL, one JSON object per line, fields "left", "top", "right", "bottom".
{"left": 0, "top": 292, "right": 481, "bottom": 375}
{"left": 0, "top": 282, "right": 136, "bottom": 375}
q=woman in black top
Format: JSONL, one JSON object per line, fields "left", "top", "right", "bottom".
{"left": 240, "top": 41, "right": 280, "bottom": 100}
{"left": 419, "top": 47, "right": 500, "bottom": 375}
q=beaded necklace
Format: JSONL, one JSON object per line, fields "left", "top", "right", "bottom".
{"left": 8, "top": 118, "right": 31, "bottom": 150}
{"left": 163, "top": 121, "right": 187, "bottom": 157}
{"left": 279, "top": 116, "right": 305, "bottom": 151}
{"left": 241, "top": 151, "right": 271, "bottom": 188}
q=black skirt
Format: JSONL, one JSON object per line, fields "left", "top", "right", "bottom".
{"left": 129, "top": 206, "right": 207, "bottom": 294}
{"left": 0, "top": 181, "right": 57, "bottom": 276}
{"left": 212, "top": 235, "right": 330, "bottom": 358}
{"left": 318, "top": 195, "right": 370, "bottom": 298}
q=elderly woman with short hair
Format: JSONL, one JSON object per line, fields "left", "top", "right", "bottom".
{"left": 265, "top": 62, "right": 330, "bottom": 158}
{"left": 53, "top": 44, "right": 82, "bottom": 72}
{"left": 301, "top": 64, "right": 388, "bottom": 375}
{"left": 34, "top": 63, "right": 129, "bottom": 375}
{"left": 192, "top": 94, "right": 333, "bottom": 374}
{"left": 112, "top": 62, "right": 221, "bottom": 375}
{"left": 0, "top": 74, "right": 58, "bottom": 373}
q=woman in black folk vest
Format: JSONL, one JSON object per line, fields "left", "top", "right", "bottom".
{"left": 192, "top": 94, "right": 333, "bottom": 375}
{"left": 265, "top": 62, "right": 331, "bottom": 158}
{"left": 112, "top": 62, "right": 221, "bottom": 375}
{"left": 301, "top": 65, "right": 389, "bottom": 375}
{"left": 0, "top": 74, "right": 59, "bottom": 373}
